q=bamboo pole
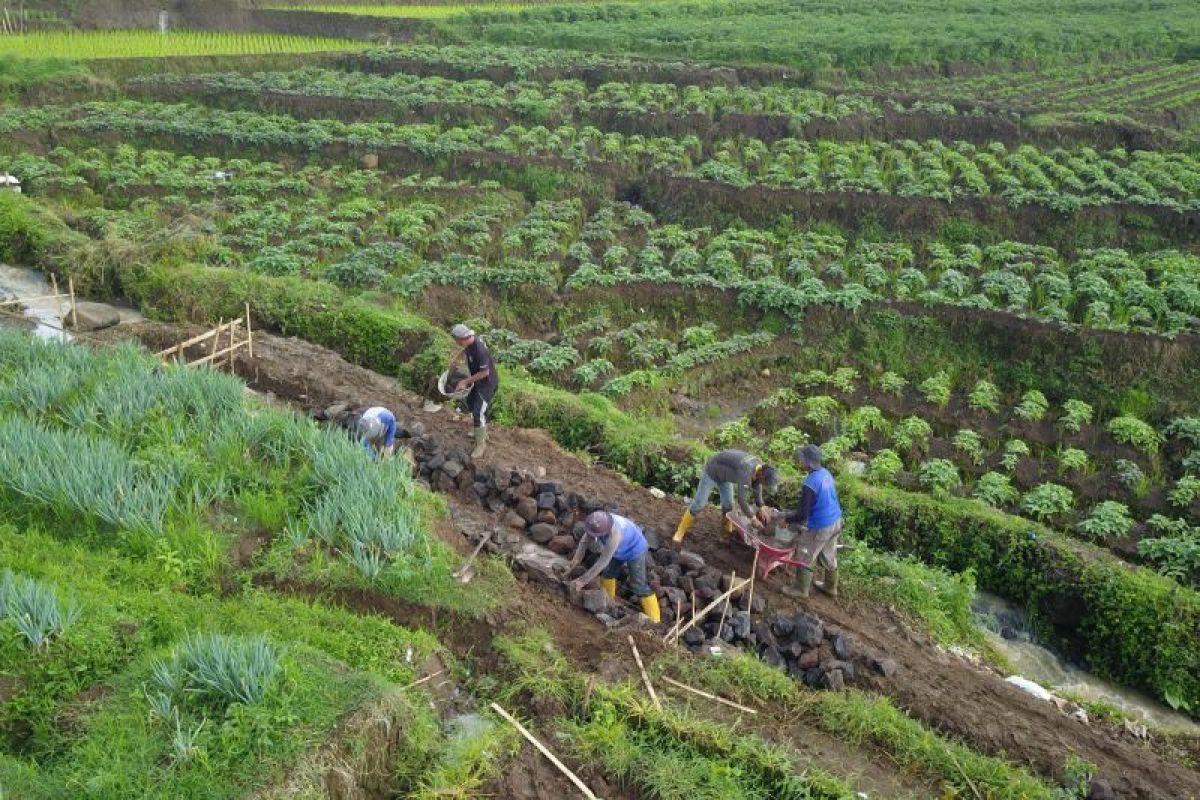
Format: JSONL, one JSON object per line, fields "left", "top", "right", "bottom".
{"left": 244, "top": 302, "right": 253, "bottom": 359}
{"left": 156, "top": 319, "right": 242, "bottom": 357}
{"left": 666, "top": 576, "right": 752, "bottom": 645}
{"left": 628, "top": 635, "right": 661, "bottom": 711}
{"left": 746, "top": 548, "right": 760, "bottom": 612}
{"left": 489, "top": 703, "right": 601, "bottom": 800}
{"left": 187, "top": 339, "right": 247, "bottom": 367}
{"left": 0, "top": 293, "right": 70, "bottom": 306}
{"left": 397, "top": 669, "right": 444, "bottom": 693}
{"left": 67, "top": 278, "right": 78, "bottom": 330}
{"left": 714, "top": 571, "right": 736, "bottom": 640}
{"left": 660, "top": 677, "right": 758, "bottom": 715}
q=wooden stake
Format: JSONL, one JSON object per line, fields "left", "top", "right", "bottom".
{"left": 244, "top": 302, "right": 253, "bottom": 359}
{"left": 666, "top": 576, "right": 752, "bottom": 645}
{"left": 490, "top": 703, "right": 601, "bottom": 800}
{"left": 68, "top": 277, "right": 78, "bottom": 331}
{"left": 628, "top": 635, "right": 661, "bottom": 711}
{"left": 0, "top": 292, "right": 69, "bottom": 306}
{"left": 155, "top": 319, "right": 241, "bottom": 357}
{"left": 746, "top": 548, "right": 760, "bottom": 611}
{"left": 668, "top": 595, "right": 682, "bottom": 641}
{"left": 397, "top": 669, "right": 444, "bottom": 692}
{"left": 948, "top": 751, "right": 984, "bottom": 800}
{"left": 186, "top": 339, "right": 246, "bottom": 367}
{"left": 660, "top": 676, "right": 758, "bottom": 715}
{"left": 714, "top": 570, "right": 736, "bottom": 640}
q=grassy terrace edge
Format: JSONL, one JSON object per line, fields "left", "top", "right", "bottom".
{"left": 5, "top": 191, "right": 1198, "bottom": 714}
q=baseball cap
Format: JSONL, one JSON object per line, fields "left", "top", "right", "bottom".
{"left": 585, "top": 511, "right": 613, "bottom": 536}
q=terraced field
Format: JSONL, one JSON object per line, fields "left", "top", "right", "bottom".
{"left": 2, "top": 1, "right": 1200, "bottom": 797}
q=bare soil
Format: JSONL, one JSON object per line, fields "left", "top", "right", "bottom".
{"left": 105, "top": 322, "right": 1200, "bottom": 799}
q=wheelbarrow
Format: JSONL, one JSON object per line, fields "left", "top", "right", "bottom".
{"left": 725, "top": 511, "right": 810, "bottom": 579}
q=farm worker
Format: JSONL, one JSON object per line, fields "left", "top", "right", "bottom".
{"left": 775, "top": 444, "right": 844, "bottom": 599}
{"left": 566, "top": 511, "right": 661, "bottom": 623}
{"left": 673, "top": 449, "right": 779, "bottom": 544}
{"left": 357, "top": 406, "right": 397, "bottom": 460}
{"left": 449, "top": 323, "right": 498, "bottom": 460}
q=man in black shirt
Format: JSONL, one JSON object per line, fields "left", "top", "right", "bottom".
{"left": 449, "top": 323, "right": 498, "bottom": 459}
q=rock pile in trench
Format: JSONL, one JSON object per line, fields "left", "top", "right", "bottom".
{"left": 318, "top": 406, "right": 896, "bottom": 690}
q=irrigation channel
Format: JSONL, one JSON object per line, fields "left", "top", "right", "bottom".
{"left": 0, "top": 265, "right": 141, "bottom": 338}
{"left": 972, "top": 591, "right": 1200, "bottom": 732}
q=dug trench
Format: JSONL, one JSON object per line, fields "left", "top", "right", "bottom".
{"left": 105, "top": 321, "right": 1200, "bottom": 799}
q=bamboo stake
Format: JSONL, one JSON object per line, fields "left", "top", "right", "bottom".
{"left": 397, "top": 669, "right": 444, "bottom": 692}
{"left": 452, "top": 528, "right": 493, "bottom": 580}
{"left": 244, "top": 302, "right": 253, "bottom": 359}
{"left": 746, "top": 548, "right": 760, "bottom": 612}
{"left": 666, "top": 576, "right": 752, "bottom": 645}
{"left": 489, "top": 703, "right": 601, "bottom": 800}
{"left": 669, "top": 595, "right": 682, "bottom": 641}
{"left": 156, "top": 319, "right": 242, "bottom": 357}
{"left": 50, "top": 273, "right": 58, "bottom": 299}
{"left": 660, "top": 677, "right": 758, "bottom": 715}
{"left": 186, "top": 339, "right": 247, "bottom": 367}
{"left": 628, "top": 635, "right": 661, "bottom": 711}
{"left": 0, "top": 293, "right": 70, "bottom": 306}
{"left": 68, "top": 278, "right": 78, "bottom": 330}
{"left": 948, "top": 751, "right": 984, "bottom": 800}
{"left": 714, "top": 571, "right": 736, "bottom": 640}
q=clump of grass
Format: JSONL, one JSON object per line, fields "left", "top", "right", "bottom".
{"left": 839, "top": 542, "right": 983, "bottom": 649}
{"left": 0, "top": 568, "right": 79, "bottom": 649}
{"left": 151, "top": 633, "right": 281, "bottom": 709}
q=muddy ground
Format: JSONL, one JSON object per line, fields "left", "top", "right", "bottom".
{"left": 106, "top": 322, "right": 1200, "bottom": 799}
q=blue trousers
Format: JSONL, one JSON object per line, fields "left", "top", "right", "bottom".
{"left": 688, "top": 472, "right": 735, "bottom": 515}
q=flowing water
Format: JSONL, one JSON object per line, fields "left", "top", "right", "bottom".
{"left": 0, "top": 264, "right": 141, "bottom": 339}
{"left": 972, "top": 590, "right": 1199, "bottom": 732}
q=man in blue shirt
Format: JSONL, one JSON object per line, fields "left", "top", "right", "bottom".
{"left": 776, "top": 444, "right": 844, "bottom": 599}
{"left": 565, "top": 511, "right": 660, "bottom": 623}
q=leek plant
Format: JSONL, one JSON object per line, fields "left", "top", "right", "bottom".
{"left": 0, "top": 569, "right": 80, "bottom": 649}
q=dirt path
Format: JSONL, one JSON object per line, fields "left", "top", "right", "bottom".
{"left": 112, "top": 323, "right": 1200, "bottom": 799}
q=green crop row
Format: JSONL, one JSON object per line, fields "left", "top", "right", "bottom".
{"left": 0, "top": 30, "right": 364, "bottom": 61}
{"left": 131, "top": 65, "right": 880, "bottom": 125}
{"left": 9, "top": 100, "right": 1200, "bottom": 212}
{"left": 460, "top": 0, "right": 1200, "bottom": 72}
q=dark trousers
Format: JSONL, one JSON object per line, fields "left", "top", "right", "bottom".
{"left": 467, "top": 385, "right": 495, "bottom": 428}
{"left": 602, "top": 553, "right": 652, "bottom": 598}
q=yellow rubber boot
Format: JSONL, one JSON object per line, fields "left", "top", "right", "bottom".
{"left": 721, "top": 514, "right": 735, "bottom": 541}
{"left": 600, "top": 578, "right": 617, "bottom": 599}
{"left": 672, "top": 510, "right": 695, "bottom": 543}
{"left": 639, "top": 594, "right": 661, "bottom": 623}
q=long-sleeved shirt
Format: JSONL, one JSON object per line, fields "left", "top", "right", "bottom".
{"left": 361, "top": 406, "right": 397, "bottom": 448}
{"left": 784, "top": 467, "right": 842, "bottom": 529}
{"left": 569, "top": 514, "right": 648, "bottom": 586}
{"left": 704, "top": 449, "right": 764, "bottom": 516}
